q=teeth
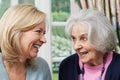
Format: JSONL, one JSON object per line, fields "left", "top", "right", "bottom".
{"left": 33, "top": 45, "right": 39, "bottom": 48}
{"left": 80, "top": 52, "right": 88, "bottom": 54}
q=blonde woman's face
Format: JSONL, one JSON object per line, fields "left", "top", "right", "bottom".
{"left": 71, "top": 22, "right": 104, "bottom": 66}
{"left": 20, "top": 22, "right": 47, "bottom": 59}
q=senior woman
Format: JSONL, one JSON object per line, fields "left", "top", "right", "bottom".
{"left": 0, "top": 5, "right": 52, "bottom": 80}
{"left": 59, "top": 9, "right": 120, "bottom": 80}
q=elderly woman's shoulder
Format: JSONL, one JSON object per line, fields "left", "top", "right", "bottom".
{"left": 112, "top": 52, "right": 120, "bottom": 64}
{"left": 60, "top": 53, "right": 79, "bottom": 67}
{"left": 113, "top": 52, "right": 120, "bottom": 59}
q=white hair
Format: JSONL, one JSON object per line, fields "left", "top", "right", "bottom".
{"left": 65, "top": 9, "right": 117, "bottom": 54}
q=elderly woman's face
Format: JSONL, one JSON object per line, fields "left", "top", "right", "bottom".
{"left": 20, "top": 22, "right": 47, "bottom": 59}
{"left": 71, "top": 22, "right": 103, "bottom": 66}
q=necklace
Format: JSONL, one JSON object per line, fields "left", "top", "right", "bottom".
{"left": 81, "top": 58, "right": 106, "bottom": 80}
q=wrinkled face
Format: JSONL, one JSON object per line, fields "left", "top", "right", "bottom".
{"left": 71, "top": 22, "right": 103, "bottom": 66}
{"left": 20, "top": 22, "right": 47, "bottom": 59}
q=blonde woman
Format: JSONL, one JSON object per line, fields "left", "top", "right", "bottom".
{"left": 0, "top": 4, "right": 52, "bottom": 80}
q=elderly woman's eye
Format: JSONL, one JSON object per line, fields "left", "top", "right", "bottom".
{"left": 81, "top": 36, "right": 87, "bottom": 41}
{"left": 83, "top": 37, "right": 87, "bottom": 41}
{"left": 71, "top": 36, "right": 75, "bottom": 41}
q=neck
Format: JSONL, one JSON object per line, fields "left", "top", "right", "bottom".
{"left": 88, "top": 58, "right": 103, "bottom": 66}
{"left": 81, "top": 54, "right": 107, "bottom": 80}
{"left": 3, "top": 60, "right": 26, "bottom": 73}
{"left": 87, "top": 53, "right": 107, "bottom": 66}
{"left": 3, "top": 60, "right": 26, "bottom": 80}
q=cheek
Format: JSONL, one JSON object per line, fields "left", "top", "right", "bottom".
{"left": 20, "top": 36, "right": 29, "bottom": 46}
{"left": 88, "top": 50, "right": 97, "bottom": 59}
{"left": 73, "top": 43, "right": 77, "bottom": 51}
{"left": 88, "top": 52, "right": 95, "bottom": 58}
{"left": 20, "top": 37, "right": 28, "bottom": 52}
{"left": 21, "top": 33, "right": 36, "bottom": 44}
{"left": 21, "top": 31, "right": 37, "bottom": 43}
{"left": 20, "top": 35, "right": 33, "bottom": 50}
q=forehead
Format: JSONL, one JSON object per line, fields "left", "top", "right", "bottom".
{"left": 72, "top": 22, "right": 89, "bottom": 34}
{"left": 35, "top": 22, "right": 46, "bottom": 29}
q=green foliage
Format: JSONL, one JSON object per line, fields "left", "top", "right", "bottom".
{"left": 0, "top": 0, "right": 10, "bottom": 18}
{"left": 19, "top": 0, "right": 34, "bottom": 5}
{"left": 52, "top": 0, "right": 70, "bottom": 21}
{"left": 52, "top": 11, "right": 70, "bottom": 21}
{"left": 52, "top": 26, "right": 67, "bottom": 38}
{"left": 0, "top": 0, "right": 34, "bottom": 18}
{"left": 52, "top": 0, "right": 70, "bottom": 12}
{"left": 52, "top": 62, "right": 60, "bottom": 73}
{"left": 52, "top": 35, "right": 72, "bottom": 72}
{"left": 52, "top": 36, "right": 72, "bottom": 58}
{"left": 52, "top": 72, "right": 58, "bottom": 80}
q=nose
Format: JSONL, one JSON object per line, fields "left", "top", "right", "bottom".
{"left": 73, "top": 40, "right": 82, "bottom": 51}
{"left": 40, "top": 35, "right": 47, "bottom": 43}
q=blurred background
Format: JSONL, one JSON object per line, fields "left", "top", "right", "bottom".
{"left": 0, "top": 0, "right": 119, "bottom": 80}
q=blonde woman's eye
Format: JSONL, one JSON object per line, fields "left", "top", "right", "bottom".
{"left": 36, "top": 30, "right": 41, "bottom": 33}
{"left": 43, "top": 31, "right": 46, "bottom": 35}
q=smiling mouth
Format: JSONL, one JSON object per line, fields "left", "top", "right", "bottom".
{"left": 79, "top": 51, "right": 88, "bottom": 56}
{"left": 33, "top": 44, "right": 41, "bottom": 49}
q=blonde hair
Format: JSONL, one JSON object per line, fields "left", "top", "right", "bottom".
{"left": 0, "top": 4, "right": 46, "bottom": 66}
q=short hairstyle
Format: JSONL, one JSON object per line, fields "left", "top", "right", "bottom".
{"left": 0, "top": 4, "right": 46, "bottom": 66}
{"left": 65, "top": 9, "right": 117, "bottom": 54}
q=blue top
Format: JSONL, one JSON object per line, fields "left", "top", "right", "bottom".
{"left": 59, "top": 52, "right": 120, "bottom": 80}
{"left": 0, "top": 53, "right": 52, "bottom": 80}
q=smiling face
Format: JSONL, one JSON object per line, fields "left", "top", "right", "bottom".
{"left": 71, "top": 22, "right": 104, "bottom": 66}
{"left": 20, "top": 22, "right": 46, "bottom": 59}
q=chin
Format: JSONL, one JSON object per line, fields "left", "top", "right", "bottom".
{"left": 30, "top": 53, "right": 38, "bottom": 58}
{"left": 81, "top": 59, "right": 88, "bottom": 64}
{"left": 32, "top": 55, "right": 38, "bottom": 58}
